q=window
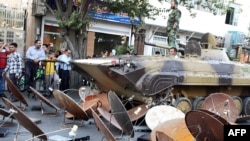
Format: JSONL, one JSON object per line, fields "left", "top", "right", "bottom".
{"left": 152, "top": 35, "right": 168, "bottom": 55}
{"left": 0, "top": 4, "right": 24, "bottom": 56}
{"left": 225, "top": 3, "right": 240, "bottom": 26}
{"left": 225, "top": 7, "right": 234, "bottom": 25}
{"left": 153, "top": 35, "right": 168, "bottom": 45}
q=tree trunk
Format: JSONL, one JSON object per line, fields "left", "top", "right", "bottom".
{"left": 134, "top": 29, "right": 145, "bottom": 55}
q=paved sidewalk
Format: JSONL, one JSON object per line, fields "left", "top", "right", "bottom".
{"left": 0, "top": 90, "right": 149, "bottom": 141}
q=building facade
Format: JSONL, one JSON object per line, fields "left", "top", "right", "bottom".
{"left": 0, "top": 1, "right": 28, "bottom": 57}
{"left": 143, "top": 0, "right": 250, "bottom": 55}
{"left": 40, "top": 9, "right": 134, "bottom": 57}
{"left": 2, "top": 0, "right": 250, "bottom": 57}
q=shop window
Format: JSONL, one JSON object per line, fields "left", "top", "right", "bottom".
{"left": 94, "top": 32, "right": 126, "bottom": 57}
{"left": 225, "top": 7, "right": 234, "bottom": 25}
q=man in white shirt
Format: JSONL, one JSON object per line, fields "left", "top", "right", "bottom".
{"left": 23, "top": 39, "right": 46, "bottom": 92}
{"left": 57, "top": 49, "right": 71, "bottom": 90}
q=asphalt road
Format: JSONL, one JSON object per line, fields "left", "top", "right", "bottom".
{"left": 0, "top": 90, "right": 149, "bottom": 141}
{"left": 1, "top": 89, "right": 250, "bottom": 141}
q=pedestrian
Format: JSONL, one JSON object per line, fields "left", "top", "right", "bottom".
{"left": 48, "top": 42, "right": 55, "bottom": 52}
{"left": 166, "top": 0, "right": 181, "bottom": 47}
{"left": 155, "top": 51, "right": 161, "bottom": 56}
{"left": 125, "top": 51, "right": 130, "bottom": 55}
{"left": 102, "top": 50, "right": 109, "bottom": 57}
{"left": 55, "top": 48, "right": 65, "bottom": 80}
{"left": 44, "top": 50, "right": 60, "bottom": 96}
{"left": 0, "top": 39, "right": 10, "bottom": 108}
{"left": 169, "top": 47, "right": 178, "bottom": 58}
{"left": 57, "top": 49, "right": 71, "bottom": 90}
{"left": 42, "top": 44, "right": 49, "bottom": 55}
{"left": 2, "top": 42, "right": 22, "bottom": 102}
{"left": 23, "top": 39, "right": 46, "bottom": 92}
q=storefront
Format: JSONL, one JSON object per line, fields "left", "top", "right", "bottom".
{"left": 41, "top": 9, "right": 139, "bottom": 58}
{"left": 41, "top": 18, "right": 66, "bottom": 53}
{"left": 87, "top": 20, "right": 131, "bottom": 57}
{"left": 86, "top": 9, "right": 139, "bottom": 57}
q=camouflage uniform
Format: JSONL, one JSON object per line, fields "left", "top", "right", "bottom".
{"left": 166, "top": 8, "right": 181, "bottom": 47}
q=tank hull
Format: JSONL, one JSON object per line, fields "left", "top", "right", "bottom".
{"left": 71, "top": 51, "right": 250, "bottom": 103}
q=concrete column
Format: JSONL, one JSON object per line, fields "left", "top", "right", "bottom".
{"left": 86, "top": 32, "right": 95, "bottom": 57}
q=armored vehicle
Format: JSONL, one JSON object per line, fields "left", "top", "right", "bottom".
{"left": 70, "top": 33, "right": 250, "bottom": 115}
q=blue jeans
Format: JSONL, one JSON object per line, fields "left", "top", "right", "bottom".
{"left": 0, "top": 68, "right": 5, "bottom": 95}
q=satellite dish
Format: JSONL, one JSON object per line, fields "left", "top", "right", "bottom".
{"left": 201, "top": 93, "right": 238, "bottom": 123}
{"left": 145, "top": 105, "right": 185, "bottom": 130}
{"left": 2, "top": 97, "right": 47, "bottom": 140}
{"left": 108, "top": 91, "right": 134, "bottom": 137}
{"left": 185, "top": 109, "right": 230, "bottom": 141}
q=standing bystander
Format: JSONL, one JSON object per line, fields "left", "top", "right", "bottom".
{"left": 42, "top": 44, "right": 49, "bottom": 55}
{"left": 0, "top": 39, "right": 9, "bottom": 108}
{"left": 44, "top": 50, "right": 60, "bottom": 96}
{"left": 169, "top": 47, "right": 178, "bottom": 58}
{"left": 55, "top": 48, "right": 65, "bottom": 80}
{"left": 155, "top": 51, "right": 161, "bottom": 56}
{"left": 166, "top": 0, "right": 181, "bottom": 47}
{"left": 2, "top": 43, "right": 22, "bottom": 102}
{"left": 48, "top": 43, "right": 55, "bottom": 52}
{"left": 23, "top": 39, "right": 46, "bottom": 92}
{"left": 57, "top": 49, "right": 72, "bottom": 90}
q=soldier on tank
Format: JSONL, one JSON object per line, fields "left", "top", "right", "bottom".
{"left": 166, "top": 0, "right": 181, "bottom": 48}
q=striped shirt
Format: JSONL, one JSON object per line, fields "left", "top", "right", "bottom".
{"left": 4, "top": 52, "right": 22, "bottom": 75}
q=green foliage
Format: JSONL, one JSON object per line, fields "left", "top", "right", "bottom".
{"left": 115, "top": 45, "right": 128, "bottom": 55}
{"left": 115, "top": 44, "right": 134, "bottom": 55}
{"left": 52, "top": 0, "right": 233, "bottom": 29}
{"left": 55, "top": 11, "right": 90, "bottom": 30}
{"left": 103, "top": 0, "right": 159, "bottom": 25}
{"left": 176, "top": 0, "right": 235, "bottom": 17}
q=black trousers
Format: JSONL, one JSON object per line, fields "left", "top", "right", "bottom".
{"left": 60, "top": 70, "right": 70, "bottom": 91}
{"left": 24, "top": 60, "right": 38, "bottom": 90}
{"left": 9, "top": 73, "right": 18, "bottom": 99}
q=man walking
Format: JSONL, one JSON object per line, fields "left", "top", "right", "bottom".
{"left": 2, "top": 43, "right": 22, "bottom": 102}
{"left": 166, "top": 0, "right": 181, "bottom": 47}
{"left": 23, "top": 39, "right": 46, "bottom": 92}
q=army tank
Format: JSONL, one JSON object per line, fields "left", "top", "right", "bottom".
{"left": 70, "top": 33, "right": 250, "bottom": 115}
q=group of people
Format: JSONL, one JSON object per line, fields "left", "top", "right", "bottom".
{"left": 24, "top": 39, "right": 72, "bottom": 95}
{"left": 0, "top": 0, "right": 181, "bottom": 107}
{"left": 0, "top": 39, "right": 72, "bottom": 108}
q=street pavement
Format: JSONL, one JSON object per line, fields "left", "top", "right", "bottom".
{"left": 0, "top": 90, "right": 149, "bottom": 141}
{"left": 1, "top": 89, "right": 250, "bottom": 141}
